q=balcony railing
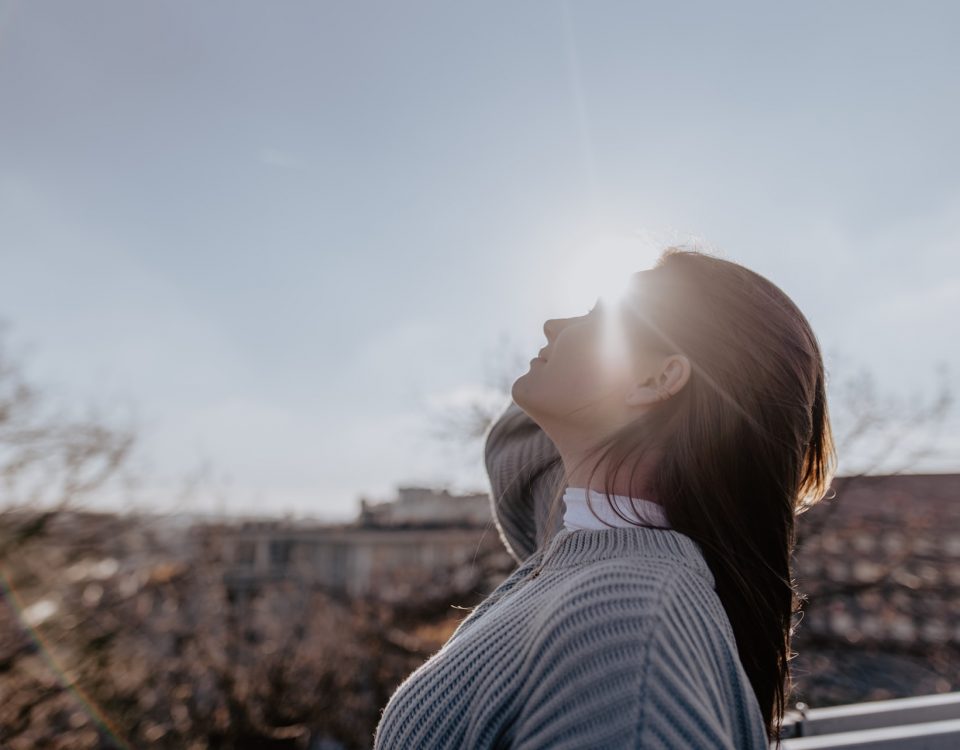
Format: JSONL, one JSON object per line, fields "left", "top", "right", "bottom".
{"left": 778, "top": 691, "right": 960, "bottom": 748}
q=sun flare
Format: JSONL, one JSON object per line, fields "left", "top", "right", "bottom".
{"left": 597, "top": 280, "right": 635, "bottom": 372}
{"left": 544, "top": 230, "right": 663, "bottom": 374}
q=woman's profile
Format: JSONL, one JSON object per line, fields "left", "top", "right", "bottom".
{"left": 373, "top": 247, "right": 838, "bottom": 749}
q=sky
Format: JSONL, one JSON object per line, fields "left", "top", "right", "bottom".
{"left": 1, "top": 0, "right": 958, "bottom": 521}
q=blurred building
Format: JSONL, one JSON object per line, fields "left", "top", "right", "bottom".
{"left": 220, "top": 485, "right": 510, "bottom": 601}
{"left": 357, "top": 485, "right": 493, "bottom": 527}
{"left": 217, "top": 473, "right": 960, "bottom": 642}
{"left": 793, "top": 473, "right": 960, "bottom": 648}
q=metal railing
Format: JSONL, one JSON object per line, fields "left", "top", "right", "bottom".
{"left": 777, "top": 691, "right": 960, "bottom": 749}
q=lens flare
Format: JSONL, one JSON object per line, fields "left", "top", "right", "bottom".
{"left": 0, "top": 567, "right": 134, "bottom": 749}
{"left": 597, "top": 274, "right": 635, "bottom": 373}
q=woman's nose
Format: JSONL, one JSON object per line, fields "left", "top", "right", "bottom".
{"left": 543, "top": 318, "right": 560, "bottom": 341}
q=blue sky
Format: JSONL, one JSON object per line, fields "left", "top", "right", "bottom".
{"left": 1, "top": 1, "right": 958, "bottom": 520}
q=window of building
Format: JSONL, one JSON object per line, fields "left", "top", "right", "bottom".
{"left": 235, "top": 540, "right": 257, "bottom": 566}
{"left": 269, "top": 539, "right": 294, "bottom": 567}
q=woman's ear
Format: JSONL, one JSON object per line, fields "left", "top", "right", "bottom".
{"left": 624, "top": 355, "right": 691, "bottom": 407}
{"left": 661, "top": 355, "right": 691, "bottom": 395}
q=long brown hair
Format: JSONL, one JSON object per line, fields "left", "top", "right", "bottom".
{"left": 540, "top": 247, "right": 837, "bottom": 745}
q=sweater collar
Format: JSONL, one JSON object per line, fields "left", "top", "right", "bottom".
{"left": 537, "top": 526, "right": 715, "bottom": 587}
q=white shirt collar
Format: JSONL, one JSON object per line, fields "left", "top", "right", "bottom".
{"left": 562, "top": 486, "right": 670, "bottom": 531}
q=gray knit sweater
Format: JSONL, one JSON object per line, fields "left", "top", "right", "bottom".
{"left": 372, "top": 401, "right": 770, "bottom": 749}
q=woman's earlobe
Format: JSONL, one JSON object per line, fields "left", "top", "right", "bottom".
{"left": 625, "top": 383, "right": 657, "bottom": 407}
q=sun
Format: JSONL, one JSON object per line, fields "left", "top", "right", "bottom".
{"left": 549, "top": 231, "right": 655, "bottom": 313}
{"left": 542, "top": 229, "right": 660, "bottom": 372}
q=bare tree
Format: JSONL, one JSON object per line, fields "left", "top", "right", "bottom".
{"left": 793, "top": 358, "right": 953, "bottom": 602}
{"left": 0, "top": 319, "right": 138, "bottom": 748}
{"left": 423, "top": 331, "right": 531, "bottom": 445}
{"left": 0, "top": 319, "right": 136, "bottom": 517}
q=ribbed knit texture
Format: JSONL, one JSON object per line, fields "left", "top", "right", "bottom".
{"left": 372, "top": 400, "right": 769, "bottom": 749}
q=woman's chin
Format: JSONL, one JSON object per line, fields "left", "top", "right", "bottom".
{"left": 510, "top": 376, "right": 531, "bottom": 404}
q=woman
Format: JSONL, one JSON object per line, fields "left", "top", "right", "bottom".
{"left": 373, "top": 247, "right": 837, "bottom": 749}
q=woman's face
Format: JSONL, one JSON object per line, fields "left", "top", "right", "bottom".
{"left": 512, "top": 274, "right": 655, "bottom": 434}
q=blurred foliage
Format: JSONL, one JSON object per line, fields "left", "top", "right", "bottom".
{"left": 0, "top": 324, "right": 509, "bottom": 748}
{"left": 1, "top": 509, "right": 473, "bottom": 748}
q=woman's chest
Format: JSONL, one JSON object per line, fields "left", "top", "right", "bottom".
{"left": 373, "top": 588, "right": 545, "bottom": 749}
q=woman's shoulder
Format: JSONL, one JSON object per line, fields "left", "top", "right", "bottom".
{"left": 549, "top": 553, "right": 718, "bottom": 608}
{"left": 526, "top": 559, "right": 766, "bottom": 748}
{"left": 512, "top": 558, "right": 766, "bottom": 749}
{"left": 537, "top": 555, "right": 735, "bottom": 648}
